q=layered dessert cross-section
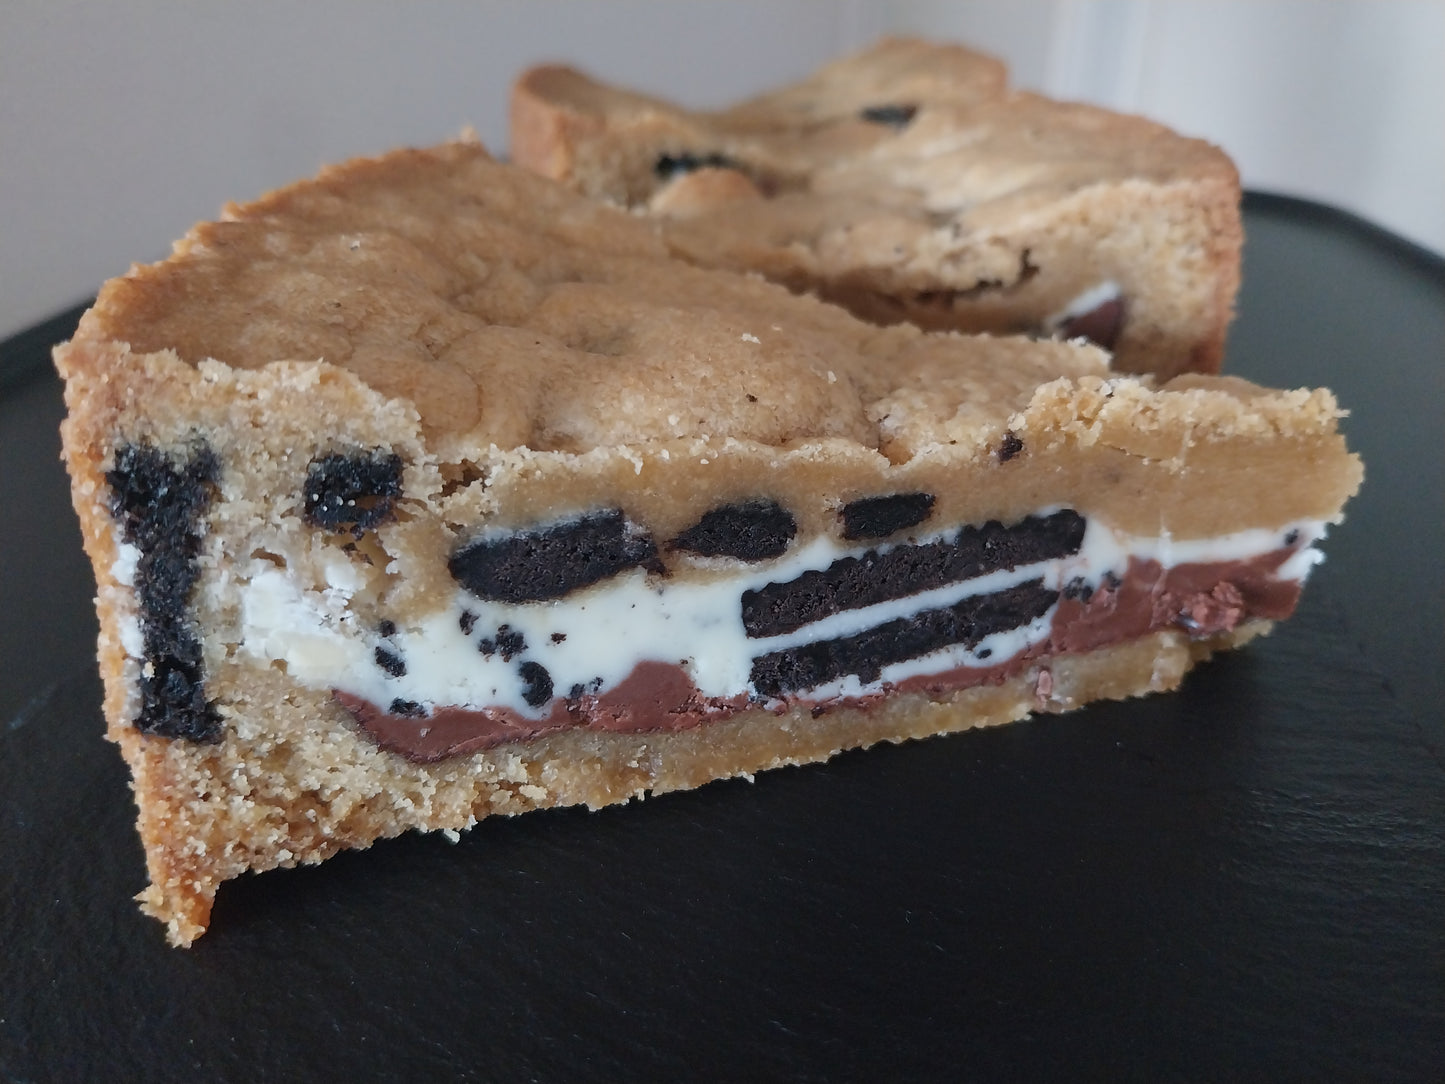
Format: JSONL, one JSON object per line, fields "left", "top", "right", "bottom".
{"left": 54, "top": 139, "right": 1360, "bottom": 945}
{"left": 511, "top": 36, "right": 1243, "bottom": 379}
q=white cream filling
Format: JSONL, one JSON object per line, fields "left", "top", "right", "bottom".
{"left": 223, "top": 514, "right": 1327, "bottom": 720}
{"left": 110, "top": 542, "right": 147, "bottom": 659}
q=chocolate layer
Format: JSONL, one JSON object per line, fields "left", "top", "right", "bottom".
{"left": 1051, "top": 551, "right": 1301, "bottom": 655}
{"left": 449, "top": 510, "right": 660, "bottom": 603}
{"left": 108, "top": 442, "right": 222, "bottom": 743}
{"left": 750, "top": 579, "right": 1058, "bottom": 696}
{"left": 742, "top": 509, "right": 1086, "bottom": 638}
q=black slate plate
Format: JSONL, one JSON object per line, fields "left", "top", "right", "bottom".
{"left": 2, "top": 196, "right": 1442, "bottom": 1082}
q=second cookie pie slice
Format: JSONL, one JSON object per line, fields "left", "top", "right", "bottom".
{"left": 511, "top": 36, "right": 1241, "bottom": 380}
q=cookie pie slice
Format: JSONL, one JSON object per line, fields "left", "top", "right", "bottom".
{"left": 511, "top": 36, "right": 1241, "bottom": 380}
{"left": 54, "top": 139, "right": 1359, "bottom": 945}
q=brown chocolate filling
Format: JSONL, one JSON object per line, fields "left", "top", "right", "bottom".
{"left": 336, "top": 663, "right": 754, "bottom": 763}
{"left": 336, "top": 548, "right": 1303, "bottom": 762}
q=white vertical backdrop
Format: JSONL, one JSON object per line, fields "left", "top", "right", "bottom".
{"left": 2, "top": 1, "right": 1440, "bottom": 339}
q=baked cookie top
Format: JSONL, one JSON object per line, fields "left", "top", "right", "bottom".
{"left": 75, "top": 138, "right": 1118, "bottom": 455}
{"left": 511, "top": 39, "right": 1238, "bottom": 294}
{"left": 664, "top": 92, "right": 1238, "bottom": 294}
{"left": 72, "top": 136, "right": 1335, "bottom": 493}
{"left": 522, "top": 37, "right": 1006, "bottom": 144}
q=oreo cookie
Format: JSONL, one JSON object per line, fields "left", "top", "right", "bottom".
{"left": 107, "top": 442, "right": 223, "bottom": 743}
{"left": 751, "top": 579, "right": 1059, "bottom": 695}
{"left": 671, "top": 500, "right": 796, "bottom": 560}
{"left": 478, "top": 625, "right": 526, "bottom": 661}
{"left": 858, "top": 103, "right": 918, "bottom": 129}
{"left": 840, "top": 492, "right": 935, "bottom": 540}
{"left": 518, "top": 662, "right": 554, "bottom": 708}
{"left": 304, "top": 449, "right": 403, "bottom": 537}
{"left": 449, "top": 510, "right": 661, "bottom": 603}
{"left": 743, "top": 510, "right": 1086, "bottom": 638}
{"left": 374, "top": 646, "right": 406, "bottom": 677}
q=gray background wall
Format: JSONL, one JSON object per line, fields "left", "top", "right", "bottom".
{"left": 3, "top": 0, "right": 1441, "bottom": 339}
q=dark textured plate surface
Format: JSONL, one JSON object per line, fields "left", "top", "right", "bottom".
{"left": 2, "top": 196, "right": 1442, "bottom": 1082}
